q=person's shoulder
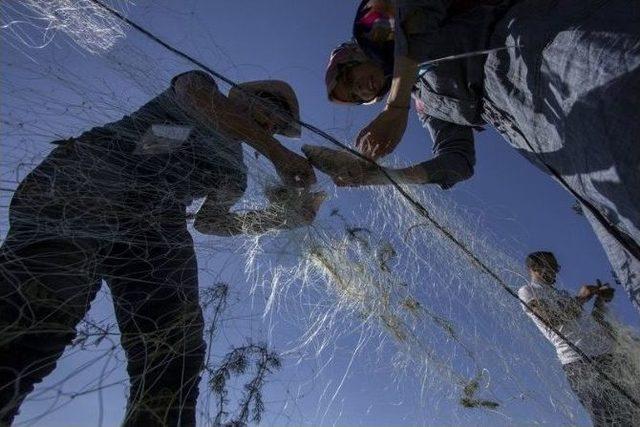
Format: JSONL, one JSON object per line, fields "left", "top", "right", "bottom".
{"left": 518, "top": 282, "right": 551, "bottom": 303}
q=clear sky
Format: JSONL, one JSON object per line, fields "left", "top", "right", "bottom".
{"left": 1, "top": 1, "right": 639, "bottom": 426}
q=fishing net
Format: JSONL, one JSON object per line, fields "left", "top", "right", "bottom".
{"left": 0, "top": 0, "right": 130, "bottom": 54}
{"left": 1, "top": 1, "right": 639, "bottom": 426}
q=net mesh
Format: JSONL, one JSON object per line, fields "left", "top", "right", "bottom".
{"left": 0, "top": 0, "right": 129, "bottom": 54}
{"left": 1, "top": 1, "right": 639, "bottom": 426}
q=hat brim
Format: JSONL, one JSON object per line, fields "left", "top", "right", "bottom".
{"left": 229, "top": 80, "right": 302, "bottom": 138}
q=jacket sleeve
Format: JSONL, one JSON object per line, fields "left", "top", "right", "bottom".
{"left": 394, "top": 0, "right": 452, "bottom": 61}
{"left": 418, "top": 115, "right": 475, "bottom": 189}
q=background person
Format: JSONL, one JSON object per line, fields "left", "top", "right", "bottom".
{"left": 518, "top": 251, "right": 638, "bottom": 426}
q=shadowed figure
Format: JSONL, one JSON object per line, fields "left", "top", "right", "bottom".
{"left": 0, "top": 71, "right": 321, "bottom": 426}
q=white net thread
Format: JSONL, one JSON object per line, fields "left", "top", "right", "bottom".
{"left": 1, "top": 1, "right": 639, "bottom": 426}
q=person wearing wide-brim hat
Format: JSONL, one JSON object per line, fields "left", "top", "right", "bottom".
{"left": 0, "top": 69, "right": 323, "bottom": 426}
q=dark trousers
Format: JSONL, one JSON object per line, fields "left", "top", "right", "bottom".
{"left": 0, "top": 224, "right": 205, "bottom": 426}
{"left": 563, "top": 353, "right": 639, "bottom": 426}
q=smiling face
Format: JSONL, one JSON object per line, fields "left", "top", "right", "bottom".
{"left": 527, "top": 255, "right": 560, "bottom": 286}
{"left": 331, "top": 61, "right": 386, "bottom": 104}
{"left": 526, "top": 252, "right": 560, "bottom": 286}
{"left": 531, "top": 265, "right": 559, "bottom": 286}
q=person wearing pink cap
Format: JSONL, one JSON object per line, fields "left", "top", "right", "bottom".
{"left": 305, "top": 0, "right": 640, "bottom": 316}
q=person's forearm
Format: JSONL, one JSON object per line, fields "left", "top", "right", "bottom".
{"left": 219, "top": 114, "right": 286, "bottom": 161}
{"left": 576, "top": 294, "right": 593, "bottom": 305}
{"left": 387, "top": 153, "right": 474, "bottom": 189}
{"left": 392, "top": 164, "right": 431, "bottom": 184}
{"left": 592, "top": 297, "right": 610, "bottom": 318}
{"left": 362, "top": 159, "right": 469, "bottom": 187}
{"left": 592, "top": 298, "right": 616, "bottom": 336}
{"left": 175, "top": 79, "right": 287, "bottom": 163}
{"left": 385, "top": 55, "right": 419, "bottom": 108}
{"left": 195, "top": 209, "right": 288, "bottom": 236}
{"left": 193, "top": 202, "right": 240, "bottom": 236}
{"left": 200, "top": 99, "right": 287, "bottom": 162}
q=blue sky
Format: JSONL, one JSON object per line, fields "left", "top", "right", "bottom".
{"left": 1, "top": 1, "right": 639, "bottom": 426}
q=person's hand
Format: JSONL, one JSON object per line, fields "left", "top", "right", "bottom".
{"left": 302, "top": 145, "right": 387, "bottom": 187}
{"left": 577, "top": 284, "right": 600, "bottom": 304}
{"left": 273, "top": 149, "right": 317, "bottom": 187}
{"left": 356, "top": 106, "right": 409, "bottom": 159}
{"left": 595, "top": 280, "right": 615, "bottom": 302}
{"left": 293, "top": 191, "right": 326, "bottom": 227}
{"left": 266, "top": 187, "right": 326, "bottom": 228}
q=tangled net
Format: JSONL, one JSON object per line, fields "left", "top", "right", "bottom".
{"left": 1, "top": 1, "right": 639, "bottom": 426}
{"left": 0, "top": 0, "right": 129, "bottom": 54}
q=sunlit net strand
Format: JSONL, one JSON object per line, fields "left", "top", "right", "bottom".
{"left": 5, "top": 0, "right": 640, "bottom": 422}
{"left": 84, "top": 0, "right": 640, "bottom": 410}
{"left": 0, "top": 50, "right": 632, "bottom": 427}
{"left": 2, "top": 75, "right": 636, "bottom": 426}
{"left": 0, "top": 0, "right": 130, "bottom": 54}
{"left": 243, "top": 181, "right": 634, "bottom": 422}
{"left": 236, "top": 178, "right": 512, "bottom": 414}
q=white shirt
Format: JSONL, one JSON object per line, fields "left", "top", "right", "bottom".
{"left": 518, "top": 281, "right": 614, "bottom": 365}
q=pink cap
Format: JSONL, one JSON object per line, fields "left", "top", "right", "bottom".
{"left": 325, "top": 42, "right": 371, "bottom": 104}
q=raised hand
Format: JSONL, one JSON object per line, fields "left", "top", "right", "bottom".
{"left": 273, "top": 149, "right": 317, "bottom": 187}
{"left": 356, "top": 107, "right": 409, "bottom": 159}
{"left": 577, "top": 284, "right": 600, "bottom": 302}
{"left": 595, "top": 280, "right": 615, "bottom": 302}
{"left": 266, "top": 186, "right": 326, "bottom": 228}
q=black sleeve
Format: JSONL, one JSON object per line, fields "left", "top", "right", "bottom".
{"left": 418, "top": 115, "right": 476, "bottom": 189}
{"left": 394, "top": 0, "right": 451, "bottom": 61}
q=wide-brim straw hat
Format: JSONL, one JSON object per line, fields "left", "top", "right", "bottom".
{"left": 228, "top": 80, "right": 301, "bottom": 138}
